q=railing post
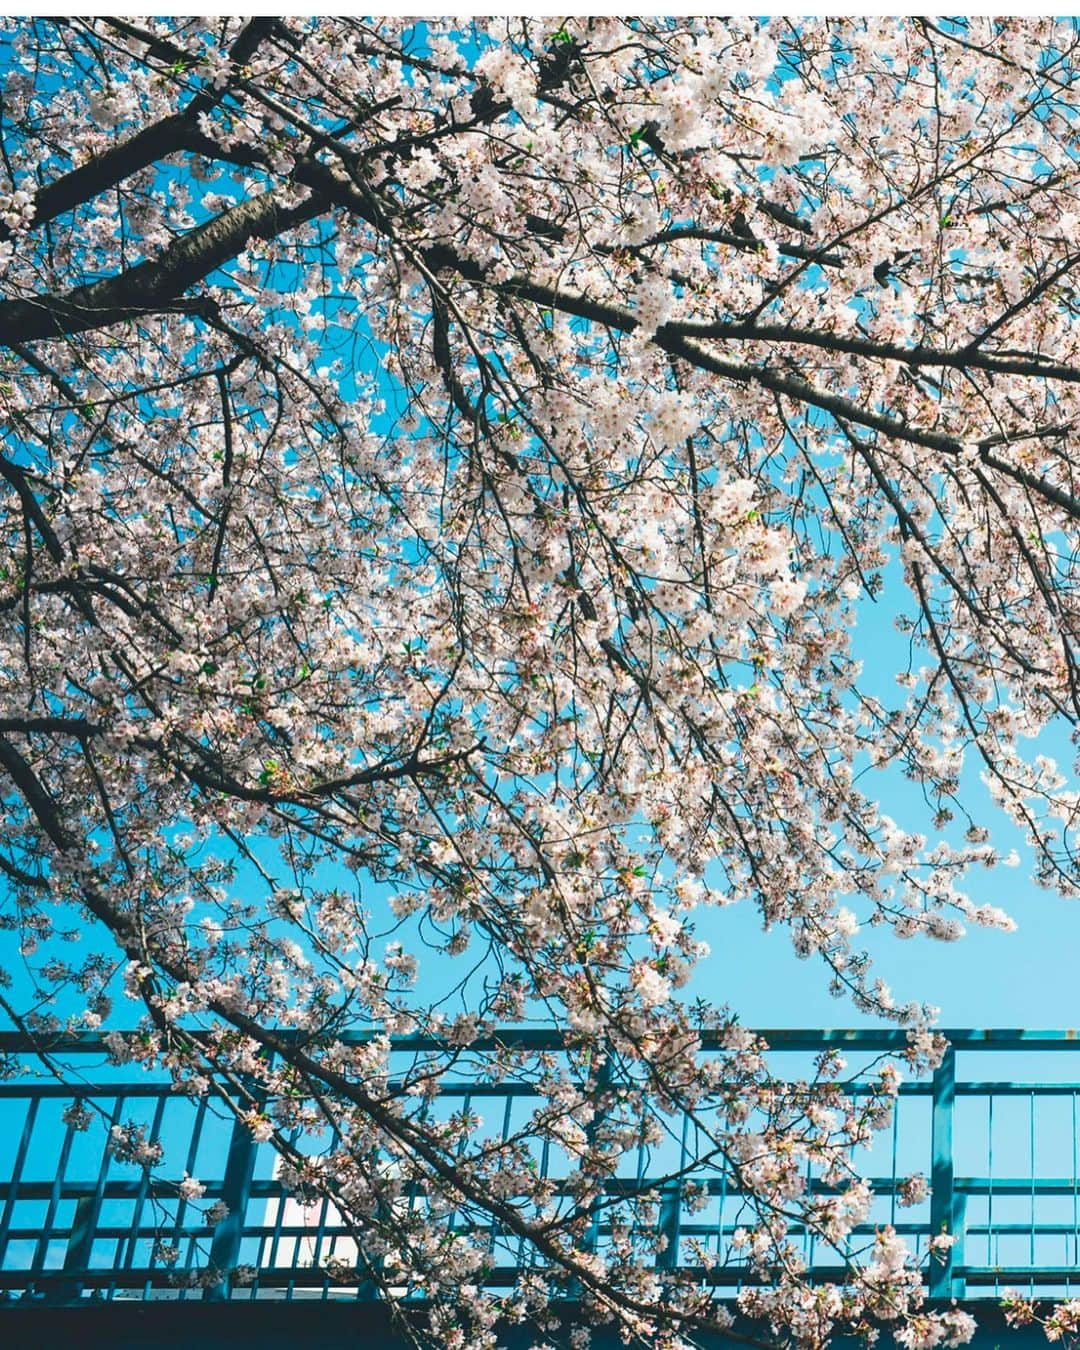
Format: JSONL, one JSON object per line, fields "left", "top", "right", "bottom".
{"left": 951, "top": 1193, "right": 967, "bottom": 1299}
{"left": 57, "top": 1099, "right": 125, "bottom": 1304}
{"left": 204, "top": 1110, "right": 259, "bottom": 1301}
{"left": 657, "top": 1113, "right": 688, "bottom": 1274}
{"left": 54, "top": 1195, "right": 98, "bottom": 1303}
{"left": 929, "top": 1045, "right": 958, "bottom": 1299}
{"left": 656, "top": 1179, "right": 682, "bottom": 1272}
{"left": 570, "top": 1047, "right": 612, "bottom": 1298}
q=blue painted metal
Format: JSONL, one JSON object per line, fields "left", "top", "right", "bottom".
{"left": 4, "top": 1026, "right": 1080, "bottom": 1055}
{"left": 569, "top": 1049, "right": 612, "bottom": 1300}
{"left": 2, "top": 1029, "right": 1080, "bottom": 1307}
{"left": 929, "top": 1046, "right": 957, "bottom": 1298}
{"left": 205, "top": 1107, "right": 261, "bottom": 1301}
{"left": 656, "top": 1111, "right": 690, "bottom": 1272}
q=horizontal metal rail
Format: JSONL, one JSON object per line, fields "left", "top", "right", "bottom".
{"left": 4, "top": 1027, "right": 1080, "bottom": 1053}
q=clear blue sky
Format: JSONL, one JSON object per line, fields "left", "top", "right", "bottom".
{"left": 692, "top": 585, "right": 1080, "bottom": 1030}
{"left": 699, "top": 880, "right": 1080, "bottom": 1029}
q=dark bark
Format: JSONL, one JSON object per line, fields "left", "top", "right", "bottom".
{"left": 0, "top": 19, "right": 278, "bottom": 245}
{"left": 0, "top": 190, "right": 326, "bottom": 344}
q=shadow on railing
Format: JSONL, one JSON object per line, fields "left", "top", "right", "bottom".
{"left": 3, "top": 1029, "right": 1080, "bottom": 1304}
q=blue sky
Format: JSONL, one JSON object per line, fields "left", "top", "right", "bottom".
{"left": 694, "top": 584, "right": 1080, "bottom": 1031}
{"left": 701, "top": 879, "right": 1080, "bottom": 1028}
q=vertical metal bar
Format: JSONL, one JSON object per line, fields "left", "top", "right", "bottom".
{"left": 0, "top": 1097, "right": 39, "bottom": 1269}
{"left": 82, "top": 1101, "right": 123, "bottom": 1301}
{"left": 476, "top": 1091, "right": 514, "bottom": 1285}
{"left": 60, "top": 1196, "right": 93, "bottom": 1298}
{"left": 988, "top": 1090, "right": 993, "bottom": 1279}
{"left": 310, "top": 1125, "right": 340, "bottom": 1299}
{"left": 265, "top": 1124, "right": 297, "bottom": 1297}
{"left": 56, "top": 1094, "right": 122, "bottom": 1303}
{"left": 582, "top": 1053, "right": 611, "bottom": 1258}
{"left": 204, "top": 1109, "right": 260, "bottom": 1301}
{"left": 105, "top": 1093, "right": 128, "bottom": 1303}
{"left": 264, "top": 1155, "right": 289, "bottom": 1286}
{"left": 716, "top": 1161, "right": 728, "bottom": 1267}
{"left": 63, "top": 1197, "right": 97, "bottom": 1298}
{"left": 571, "top": 1048, "right": 612, "bottom": 1298}
{"left": 354, "top": 1159, "right": 389, "bottom": 1305}
{"left": 120, "top": 1094, "right": 168, "bottom": 1299}
{"left": 444, "top": 1094, "right": 471, "bottom": 1243}
{"left": 634, "top": 1127, "right": 647, "bottom": 1253}
{"left": 806, "top": 1152, "right": 816, "bottom": 1272}
{"left": 1030, "top": 1088, "right": 1037, "bottom": 1300}
{"left": 1072, "top": 1092, "right": 1078, "bottom": 1272}
{"left": 656, "top": 1113, "right": 688, "bottom": 1272}
{"left": 951, "top": 1193, "right": 967, "bottom": 1299}
{"left": 286, "top": 1164, "right": 300, "bottom": 1304}
{"left": 33, "top": 1114, "right": 77, "bottom": 1284}
{"left": 164, "top": 1095, "right": 208, "bottom": 1287}
{"left": 929, "top": 1046, "right": 955, "bottom": 1299}
{"left": 314, "top": 1192, "right": 333, "bottom": 1297}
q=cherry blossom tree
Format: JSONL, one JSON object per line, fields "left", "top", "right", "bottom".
{"left": 1, "top": 15, "right": 1079, "bottom": 1348}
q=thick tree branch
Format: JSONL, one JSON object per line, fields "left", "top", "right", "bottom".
{"left": 1, "top": 19, "right": 279, "bottom": 245}
{"left": 0, "top": 189, "right": 325, "bottom": 345}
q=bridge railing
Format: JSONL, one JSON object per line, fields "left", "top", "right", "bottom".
{"left": 3, "top": 1029, "right": 1080, "bottom": 1303}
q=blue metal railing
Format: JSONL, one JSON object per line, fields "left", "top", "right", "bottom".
{"left": 3, "top": 1029, "right": 1080, "bottom": 1304}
